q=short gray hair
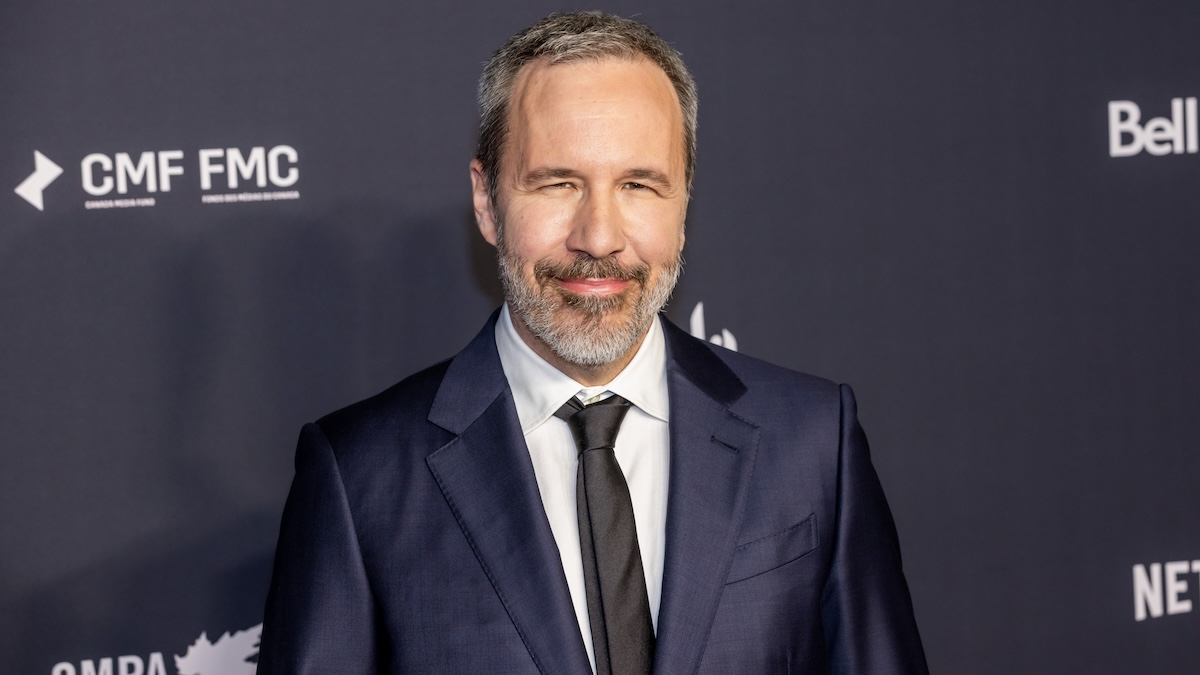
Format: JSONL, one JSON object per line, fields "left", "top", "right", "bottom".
{"left": 476, "top": 11, "right": 698, "bottom": 203}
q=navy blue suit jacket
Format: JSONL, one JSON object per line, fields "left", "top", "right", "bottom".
{"left": 259, "top": 313, "right": 928, "bottom": 674}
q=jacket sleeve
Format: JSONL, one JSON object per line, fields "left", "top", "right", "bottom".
{"left": 820, "top": 384, "right": 929, "bottom": 674}
{"left": 258, "top": 423, "right": 380, "bottom": 674}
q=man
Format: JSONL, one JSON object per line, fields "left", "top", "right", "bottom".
{"left": 259, "top": 11, "right": 927, "bottom": 674}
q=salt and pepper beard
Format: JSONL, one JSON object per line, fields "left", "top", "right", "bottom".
{"left": 496, "top": 223, "right": 682, "bottom": 369}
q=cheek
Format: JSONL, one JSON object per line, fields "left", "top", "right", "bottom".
{"left": 625, "top": 210, "right": 685, "bottom": 266}
{"left": 501, "top": 200, "right": 574, "bottom": 261}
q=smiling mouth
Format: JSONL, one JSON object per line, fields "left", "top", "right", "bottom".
{"left": 533, "top": 256, "right": 650, "bottom": 298}
{"left": 555, "top": 276, "right": 632, "bottom": 295}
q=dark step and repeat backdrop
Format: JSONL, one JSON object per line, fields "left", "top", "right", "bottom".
{"left": 3, "top": 1, "right": 1198, "bottom": 673}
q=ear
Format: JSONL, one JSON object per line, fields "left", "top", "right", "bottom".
{"left": 470, "top": 159, "right": 498, "bottom": 247}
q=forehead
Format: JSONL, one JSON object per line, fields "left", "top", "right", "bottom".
{"left": 505, "top": 56, "right": 684, "bottom": 160}
{"left": 510, "top": 54, "right": 678, "bottom": 107}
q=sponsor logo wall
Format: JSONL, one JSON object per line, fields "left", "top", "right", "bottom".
{"left": 3, "top": 1, "right": 1199, "bottom": 673}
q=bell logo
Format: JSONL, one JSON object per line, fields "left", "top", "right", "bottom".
{"left": 1109, "top": 98, "right": 1199, "bottom": 157}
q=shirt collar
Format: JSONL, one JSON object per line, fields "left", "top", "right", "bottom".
{"left": 495, "top": 304, "right": 670, "bottom": 434}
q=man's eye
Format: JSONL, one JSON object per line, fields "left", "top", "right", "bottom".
{"left": 624, "top": 182, "right": 648, "bottom": 190}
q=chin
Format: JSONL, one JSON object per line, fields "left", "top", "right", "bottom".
{"left": 532, "top": 303, "right": 650, "bottom": 368}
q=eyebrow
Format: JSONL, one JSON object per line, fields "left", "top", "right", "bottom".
{"left": 523, "top": 167, "right": 582, "bottom": 183}
{"left": 625, "top": 168, "right": 674, "bottom": 188}
{"left": 522, "top": 167, "right": 675, "bottom": 189}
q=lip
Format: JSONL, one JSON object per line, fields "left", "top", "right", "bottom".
{"left": 555, "top": 277, "right": 631, "bottom": 295}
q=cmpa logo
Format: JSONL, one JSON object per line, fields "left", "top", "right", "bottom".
{"left": 50, "top": 623, "right": 261, "bottom": 675}
{"left": 1108, "top": 97, "right": 1198, "bottom": 157}
{"left": 13, "top": 145, "right": 299, "bottom": 211}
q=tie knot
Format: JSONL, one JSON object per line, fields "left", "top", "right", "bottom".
{"left": 555, "top": 394, "right": 632, "bottom": 455}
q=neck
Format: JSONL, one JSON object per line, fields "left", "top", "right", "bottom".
{"left": 509, "top": 311, "right": 649, "bottom": 387}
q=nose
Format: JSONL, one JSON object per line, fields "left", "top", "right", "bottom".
{"left": 564, "top": 191, "right": 626, "bottom": 259}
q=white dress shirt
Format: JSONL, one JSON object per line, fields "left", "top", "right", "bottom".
{"left": 494, "top": 304, "right": 670, "bottom": 673}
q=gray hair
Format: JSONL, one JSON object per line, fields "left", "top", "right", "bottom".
{"left": 476, "top": 11, "right": 698, "bottom": 204}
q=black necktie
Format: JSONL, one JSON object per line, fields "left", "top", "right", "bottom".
{"left": 555, "top": 394, "right": 655, "bottom": 675}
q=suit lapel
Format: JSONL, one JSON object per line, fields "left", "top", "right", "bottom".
{"left": 422, "top": 314, "right": 758, "bottom": 674}
{"left": 654, "top": 319, "right": 760, "bottom": 674}
{"left": 425, "top": 313, "right": 591, "bottom": 675}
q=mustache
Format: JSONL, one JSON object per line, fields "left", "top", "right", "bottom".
{"left": 533, "top": 255, "right": 650, "bottom": 286}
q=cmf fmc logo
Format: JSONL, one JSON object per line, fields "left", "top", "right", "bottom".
{"left": 13, "top": 145, "right": 299, "bottom": 211}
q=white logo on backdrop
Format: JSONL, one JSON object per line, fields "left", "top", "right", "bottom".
{"left": 1109, "top": 98, "right": 1199, "bottom": 157}
{"left": 1133, "top": 560, "right": 1200, "bottom": 621}
{"left": 14, "top": 145, "right": 300, "bottom": 212}
{"left": 14, "top": 150, "right": 63, "bottom": 211}
{"left": 689, "top": 302, "right": 738, "bottom": 351}
{"left": 175, "top": 624, "right": 261, "bottom": 675}
{"left": 50, "top": 623, "right": 262, "bottom": 675}
{"left": 81, "top": 145, "right": 299, "bottom": 209}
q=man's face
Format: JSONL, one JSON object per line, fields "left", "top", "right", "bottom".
{"left": 471, "top": 56, "right": 689, "bottom": 372}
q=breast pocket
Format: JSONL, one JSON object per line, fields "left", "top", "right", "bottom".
{"left": 726, "top": 513, "right": 818, "bottom": 584}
